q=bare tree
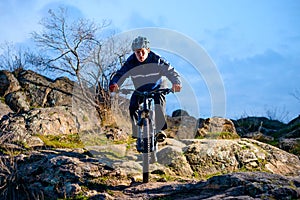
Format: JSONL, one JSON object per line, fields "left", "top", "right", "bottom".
{"left": 31, "top": 7, "right": 106, "bottom": 79}
{"left": 291, "top": 89, "right": 300, "bottom": 102}
{"left": 0, "top": 42, "right": 32, "bottom": 71}
{"left": 89, "top": 35, "right": 131, "bottom": 89}
{"left": 31, "top": 7, "right": 131, "bottom": 124}
{"left": 31, "top": 7, "right": 131, "bottom": 89}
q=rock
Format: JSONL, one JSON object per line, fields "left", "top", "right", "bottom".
{"left": 122, "top": 172, "right": 300, "bottom": 199}
{"left": 183, "top": 138, "right": 300, "bottom": 177}
{"left": 0, "top": 113, "right": 30, "bottom": 144}
{"left": 0, "top": 69, "right": 77, "bottom": 112}
{"left": 85, "top": 144, "right": 127, "bottom": 159}
{"left": 157, "top": 146, "right": 193, "bottom": 177}
{"left": 27, "top": 107, "right": 78, "bottom": 136}
{"left": 0, "top": 149, "right": 117, "bottom": 200}
{"left": 171, "top": 109, "right": 189, "bottom": 117}
{"left": 0, "top": 105, "right": 102, "bottom": 148}
{"left": 46, "top": 76, "right": 74, "bottom": 107}
{"left": 17, "top": 69, "right": 55, "bottom": 107}
{"left": 0, "top": 107, "right": 78, "bottom": 148}
{"left": 1, "top": 69, "right": 74, "bottom": 108}
{"left": 26, "top": 136, "right": 44, "bottom": 147}
{"left": 196, "top": 117, "right": 239, "bottom": 139}
{"left": 0, "top": 101, "right": 12, "bottom": 119}
{"left": 234, "top": 116, "right": 286, "bottom": 136}
{"left": 0, "top": 70, "right": 21, "bottom": 96}
{"left": 1, "top": 137, "right": 300, "bottom": 199}
{"left": 243, "top": 131, "right": 274, "bottom": 142}
{"left": 166, "top": 115, "right": 198, "bottom": 139}
{"left": 279, "top": 138, "right": 300, "bottom": 153}
{"left": 113, "top": 161, "right": 142, "bottom": 176}
{"left": 188, "top": 172, "right": 300, "bottom": 200}
{"left": 5, "top": 91, "right": 30, "bottom": 112}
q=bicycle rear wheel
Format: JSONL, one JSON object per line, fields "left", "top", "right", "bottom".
{"left": 142, "top": 118, "right": 150, "bottom": 183}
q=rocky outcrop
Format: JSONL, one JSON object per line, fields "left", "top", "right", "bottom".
{"left": 0, "top": 70, "right": 102, "bottom": 148}
{"left": 0, "top": 70, "right": 29, "bottom": 112}
{"left": 84, "top": 137, "right": 300, "bottom": 180}
{"left": 123, "top": 172, "right": 300, "bottom": 199}
{"left": 1, "top": 144, "right": 299, "bottom": 199}
{"left": 234, "top": 116, "right": 300, "bottom": 156}
{"left": 196, "top": 117, "right": 239, "bottom": 139}
{"left": 278, "top": 115, "right": 300, "bottom": 155}
{"left": 15, "top": 69, "right": 73, "bottom": 108}
{"left": 183, "top": 138, "right": 300, "bottom": 177}
{"left": 166, "top": 115, "right": 199, "bottom": 139}
{"left": 0, "top": 149, "right": 121, "bottom": 200}
{"left": 166, "top": 117, "right": 239, "bottom": 140}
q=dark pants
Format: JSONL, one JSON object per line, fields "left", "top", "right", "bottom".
{"left": 129, "top": 91, "right": 167, "bottom": 138}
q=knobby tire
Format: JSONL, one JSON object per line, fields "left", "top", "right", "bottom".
{"left": 142, "top": 118, "right": 150, "bottom": 183}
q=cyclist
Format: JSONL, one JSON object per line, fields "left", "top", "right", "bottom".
{"left": 109, "top": 36, "right": 182, "bottom": 142}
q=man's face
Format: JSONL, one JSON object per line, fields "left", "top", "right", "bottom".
{"left": 134, "top": 48, "right": 150, "bottom": 63}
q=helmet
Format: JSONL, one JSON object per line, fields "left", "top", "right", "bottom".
{"left": 131, "top": 36, "right": 150, "bottom": 51}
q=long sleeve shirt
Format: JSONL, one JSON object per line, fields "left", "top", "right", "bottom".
{"left": 109, "top": 51, "right": 181, "bottom": 91}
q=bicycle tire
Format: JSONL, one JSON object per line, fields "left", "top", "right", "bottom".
{"left": 142, "top": 118, "right": 150, "bottom": 183}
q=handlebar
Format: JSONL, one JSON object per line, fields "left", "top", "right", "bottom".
{"left": 118, "top": 88, "right": 173, "bottom": 97}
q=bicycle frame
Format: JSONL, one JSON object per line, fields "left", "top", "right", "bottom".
{"left": 118, "top": 88, "right": 172, "bottom": 183}
{"left": 136, "top": 92, "right": 156, "bottom": 153}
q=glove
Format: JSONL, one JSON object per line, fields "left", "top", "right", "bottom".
{"left": 109, "top": 84, "right": 119, "bottom": 92}
{"left": 172, "top": 84, "right": 181, "bottom": 92}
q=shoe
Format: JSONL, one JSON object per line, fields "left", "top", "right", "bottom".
{"left": 132, "top": 135, "right": 138, "bottom": 139}
{"left": 156, "top": 131, "right": 167, "bottom": 143}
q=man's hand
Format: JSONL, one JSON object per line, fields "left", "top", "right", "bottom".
{"left": 109, "top": 84, "right": 119, "bottom": 92}
{"left": 172, "top": 84, "right": 181, "bottom": 92}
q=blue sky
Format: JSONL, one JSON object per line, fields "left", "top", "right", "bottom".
{"left": 0, "top": 0, "right": 299, "bottom": 122}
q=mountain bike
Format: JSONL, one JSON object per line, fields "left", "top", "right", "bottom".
{"left": 119, "top": 88, "right": 172, "bottom": 183}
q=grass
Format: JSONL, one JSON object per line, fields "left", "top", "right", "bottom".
{"left": 196, "top": 132, "right": 240, "bottom": 139}
{"left": 37, "top": 134, "right": 84, "bottom": 148}
{"left": 59, "top": 194, "right": 89, "bottom": 200}
{"left": 0, "top": 97, "right": 5, "bottom": 104}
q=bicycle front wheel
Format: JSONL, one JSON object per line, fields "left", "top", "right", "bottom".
{"left": 142, "top": 118, "right": 150, "bottom": 183}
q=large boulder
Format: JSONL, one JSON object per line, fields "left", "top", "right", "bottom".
{"left": 4, "top": 91, "right": 30, "bottom": 112}
{"left": 171, "top": 109, "right": 189, "bottom": 117}
{"left": 0, "top": 101, "right": 12, "bottom": 119}
{"left": 0, "top": 70, "right": 21, "bottom": 96}
{"left": 0, "top": 105, "right": 102, "bottom": 148}
{"left": 0, "top": 69, "right": 74, "bottom": 111}
{"left": 16, "top": 70, "right": 73, "bottom": 107}
{"left": 16, "top": 69, "right": 54, "bottom": 107}
{"left": 181, "top": 138, "right": 300, "bottom": 177}
{"left": 157, "top": 146, "right": 193, "bottom": 177}
{"left": 0, "top": 149, "right": 120, "bottom": 200}
{"left": 196, "top": 117, "right": 239, "bottom": 139}
{"left": 166, "top": 115, "right": 198, "bottom": 139}
{"left": 0, "top": 70, "right": 30, "bottom": 112}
